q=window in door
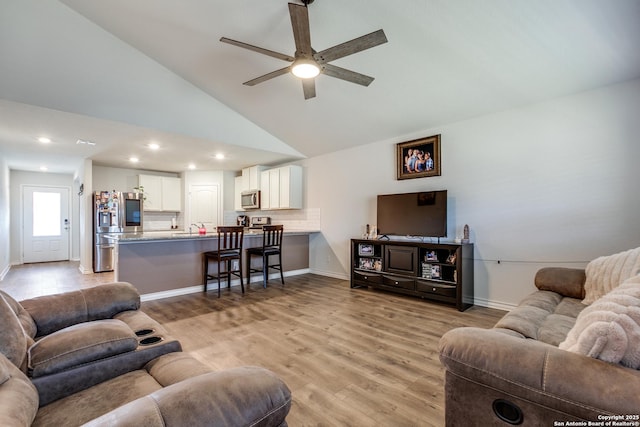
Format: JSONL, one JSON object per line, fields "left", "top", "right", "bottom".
{"left": 32, "top": 192, "right": 61, "bottom": 236}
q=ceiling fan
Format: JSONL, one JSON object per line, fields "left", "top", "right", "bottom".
{"left": 220, "top": 0, "right": 388, "bottom": 100}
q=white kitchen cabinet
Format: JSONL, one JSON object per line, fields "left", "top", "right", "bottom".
{"left": 278, "top": 165, "right": 302, "bottom": 209}
{"left": 259, "top": 165, "right": 302, "bottom": 210}
{"left": 242, "top": 165, "right": 265, "bottom": 190}
{"left": 234, "top": 176, "right": 244, "bottom": 211}
{"left": 138, "top": 175, "right": 182, "bottom": 211}
{"left": 269, "top": 168, "right": 280, "bottom": 208}
{"left": 260, "top": 170, "right": 271, "bottom": 210}
{"left": 161, "top": 177, "right": 182, "bottom": 211}
{"left": 138, "top": 175, "right": 162, "bottom": 211}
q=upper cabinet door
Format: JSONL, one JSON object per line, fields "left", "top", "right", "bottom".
{"left": 278, "top": 165, "right": 302, "bottom": 209}
{"left": 242, "top": 165, "right": 265, "bottom": 190}
{"left": 138, "top": 175, "right": 182, "bottom": 212}
{"left": 260, "top": 170, "right": 270, "bottom": 210}
{"left": 161, "top": 177, "right": 182, "bottom": 211}
{"left": 138, "top": 175, "right": 162, "bottom": 211}
{"left": 260, "top": 165, "right": 302, "bottom": 210}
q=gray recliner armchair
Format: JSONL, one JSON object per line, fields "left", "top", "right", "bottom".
{"left": 0, "top": 282, "right": 291, "bottom": 426}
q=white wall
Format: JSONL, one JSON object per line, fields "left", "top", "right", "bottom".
{"left": 78, "top": 159, "right": 93, "bottom": 274}
{"left": 0, "top": 158, "right": 10, "bottom": 279}
{"left": 8, "top": 170, "right": 78, "bottom": 265}
{"left": 92, "top": 165, "right": 179, "bottom": 192}
{"left": 304, "top": 79, "right": 640, "bottom": 309}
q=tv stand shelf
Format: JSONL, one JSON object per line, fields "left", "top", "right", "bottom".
{"left": 350, "top": 239, "right": 473, "bottom": 311}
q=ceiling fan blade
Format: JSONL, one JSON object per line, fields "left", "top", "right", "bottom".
{"left": 243, "top": 67, "right": 291, "bottom": 86}
{"left": 302, "top": 78, "right": 316, "bottom": 100}
{"left": 220, "top": 37, "right": 294, "bottom": 62}
{"left": 288, "top": 3, "right": 313, "bottom": 56}
{"left": 322, "top": 63, "right": 375, "bottom": 87}
{"left": 315, "top": 29, "right": 388, "bottom": 64}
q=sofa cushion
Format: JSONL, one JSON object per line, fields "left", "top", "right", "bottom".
{"left": 0, "top": 354, "right": 38, "bottom": 427}
{"left": 494, "top": 290, "right": 584, "bottom": 345}
{"left": 0, "top": 294, "right": 28, "bottom": 369}
{"left": 33, "top": 368, "right": 163, "bottom": 427}
{"left": 583, "top": 246, "right": 640, "bottom": 305}
{"left": 0, "top": 291, "right": 37, "bottom": 339}
{"left": 0, "top": 356, "right": 9, "bottom": 386}
{"left": 560, "top": 275, "right": 640, "bottom": 368}
{"left": 28, "top": 319, "right": 138, "bottom": 377}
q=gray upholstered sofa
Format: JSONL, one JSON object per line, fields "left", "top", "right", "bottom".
{"left": 439, "top": 266, "right": 640, "bottom": 426}
{"left": 0, "top": 282, "right": 291, "bottom": 426}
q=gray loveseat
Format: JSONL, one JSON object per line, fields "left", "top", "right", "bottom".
{"left": 439, "top": 267, "right": 640, "bottom": 426}
{"left": 0, "top": 282, "right": 291, "bottom": 426}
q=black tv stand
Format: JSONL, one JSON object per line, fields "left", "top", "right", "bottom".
{"left": 350, "top": 239, "right": 474, "bottom": 311}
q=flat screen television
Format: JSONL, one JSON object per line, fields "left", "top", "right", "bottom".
{"left": 377, "top": 190, "right": 447, "bottom": 238}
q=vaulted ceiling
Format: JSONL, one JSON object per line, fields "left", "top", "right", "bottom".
{"left": 1, "top": 0, "right": 639, "bottom": 173}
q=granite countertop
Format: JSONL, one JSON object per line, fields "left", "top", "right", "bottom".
{"left": 104, "top": 229, "right": 318, "bottom": 243}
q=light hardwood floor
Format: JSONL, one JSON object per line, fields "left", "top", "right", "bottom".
{"left": 1, "top": 262, "right": 506, "bottom": 426}
{"left": 1, "top": 261, "right": 114, "bottom": 300}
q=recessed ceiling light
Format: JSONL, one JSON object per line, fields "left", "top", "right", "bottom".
{"left": 129, "top": 157, "right": 139, "bottom": 163}
{"left": 188, "top": 163, "right": 196, "bottom": 170}
{"left": 215, "top": 153, "right": 225, "bottom": 160}
{"left": 148, "top": 143, "right": 160, "bottom": 150}
{"left": 38, "top": 137, "right": 51, "bottom": 143}
{"left": 39, "top": 166, "right": 48, "bottom": 172}
{"left": 76, "top": 139, "right": 96, "bottom": 146}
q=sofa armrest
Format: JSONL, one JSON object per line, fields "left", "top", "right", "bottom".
{"left": 20, "top": 283, "right": 140, "bottom": 337}
{"left": 534, "top": 267, "right": 585, "bottom": 299}
{"left": 439, "top": 327, "right": 640, "bottom": 416}
{"left": 0, "top": 354, "right": 38, "bottom": 427}
{"left": 83, "top": 367, "right": 292, "bottom": 427}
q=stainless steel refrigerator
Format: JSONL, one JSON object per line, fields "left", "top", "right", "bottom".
{"left": 93, "top": 191, "right": 144, "bottom": 272}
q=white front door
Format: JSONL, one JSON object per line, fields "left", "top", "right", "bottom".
{"left": 23, "top": 186, "right": 70, "bottom": 263}
{"left": 188, "top": 184, "right": 220, "bottom": 231}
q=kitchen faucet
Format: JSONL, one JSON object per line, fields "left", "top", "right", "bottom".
{"left": 190, "top": 223, "right": 205, "bottom": 234}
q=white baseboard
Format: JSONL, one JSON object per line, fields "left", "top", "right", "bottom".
{"left": 308, "top": 268, "right": 349, "bottom": 280}
{"left": 140, "top": 285, "right": 203, "bottom": 302}
{"left": 0, "top": 264, "right": 10, "bottom": 281}
{"left": 472, "top": 297, "right": 516, "bottom": 312}
{"left": 140, "top": 268, "right": 516, "bottom": 312}
{"left": 78, "top": 264, "right": 94, "bottom": 275}
{"left": 140, "top": 268, "right": 311, "bottom": 302}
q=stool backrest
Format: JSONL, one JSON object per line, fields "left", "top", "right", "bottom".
{"left": 262, "top": 225, "right": 283, "bottom": 250}
{"left": 217, "top": 226, "right": 244, "bottom": 252}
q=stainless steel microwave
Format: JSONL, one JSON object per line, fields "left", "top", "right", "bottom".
{"left": 241, "top": 190, "right": 260, "bottom": 210}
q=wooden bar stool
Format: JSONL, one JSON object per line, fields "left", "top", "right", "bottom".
{"left": 203, "top": 226, "right": 244, "bottom": 297}
{"left": 246, "top": 225, "right": 284, "bottom": 288}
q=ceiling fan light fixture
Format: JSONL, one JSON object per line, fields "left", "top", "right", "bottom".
{"left": 291, "top": 58, "right": 320, "bottom": 79}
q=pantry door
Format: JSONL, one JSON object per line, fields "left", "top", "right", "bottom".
{"left": 23, "top": 186, "right": 70, "bottom": 263}
{"left": 188, "top": 184, "right": 220, "bottom": 231}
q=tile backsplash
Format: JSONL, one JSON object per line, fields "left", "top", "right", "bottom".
{"left": 223, "top": 208, "right": 320, "bottom": 231}
{"left": 143, "top": 212, "right": 183, "bottom": 231}
{"left": 144, "top": 208, "right": 320, "bottom": 232}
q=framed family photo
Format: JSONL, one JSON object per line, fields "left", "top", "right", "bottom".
{"left": 358, "top": 243, "right": 374, "bottom": 256}
{"left": 396, "top": 134, "right": 441, "bottom": 180}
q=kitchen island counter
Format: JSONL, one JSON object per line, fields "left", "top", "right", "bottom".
{"left": 105, "top": 229, "right": 317, "bottom": 243}
{"left": 106, "top": 230, "right": 316, "bottom": 300}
